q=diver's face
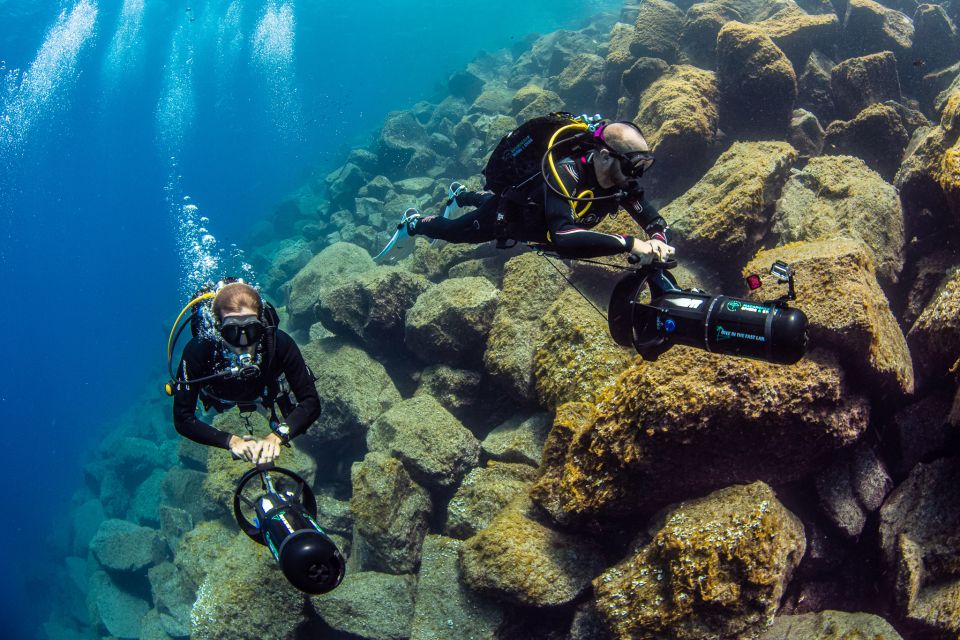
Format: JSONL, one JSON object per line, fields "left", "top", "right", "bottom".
{"left": 596, "top": 149, "right": 630, "bottom": 189}
{"left": 219, "top": 306, "right": 262, "bottom": 355}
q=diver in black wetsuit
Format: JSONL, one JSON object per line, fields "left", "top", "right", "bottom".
{"left": 171, "top": 281, "right": 320, "bottom": 465}
{"left": 403, "top": 120, "right": 675, "bottom": 263}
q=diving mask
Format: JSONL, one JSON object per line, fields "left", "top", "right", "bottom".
{"left": 219, "top": 315, "right": 265, "bottom": 348}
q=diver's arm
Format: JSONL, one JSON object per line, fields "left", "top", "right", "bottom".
{"left": 171, "top": 365, "right": 233, "bottom": 449}
{"left": 275, "top": 331, "right": 322, "bottom": 441}
{"left": 544, "top": 185, "right": 634, "bottom": 258}
{"left": 622, "top": 194, "right": 669, "bottom": 242}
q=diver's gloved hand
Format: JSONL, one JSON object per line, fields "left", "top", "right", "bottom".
{"left": 228, "top": 435, "right": 259, "bottom": 462}
{"left": 629, "top": 237, "right": 676, "bottom": 265}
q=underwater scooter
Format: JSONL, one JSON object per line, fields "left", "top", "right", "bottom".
{"left": 233, "top": 466, "right": 345, "bottom": 594}
{"left": 607, "top": 258, "right": 808, "bottom": 364}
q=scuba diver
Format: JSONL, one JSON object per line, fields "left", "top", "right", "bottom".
{"left": 169, "top": 280, "right": 321, "bottom": 465}
{"left": 378, "top": 113, "right": 676, "bottom": 264}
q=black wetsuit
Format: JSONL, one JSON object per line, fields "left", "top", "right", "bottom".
{"left": 411, "top": 152, "right": 668, "bottom": 258}
{"left": 172, "top": 330, "right": 321, "bottom": 449}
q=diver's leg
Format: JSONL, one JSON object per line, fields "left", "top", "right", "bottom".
{"left": 409, "top": 196, "right": 499, "bottom": 244}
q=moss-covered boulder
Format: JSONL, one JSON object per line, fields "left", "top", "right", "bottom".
{"left": 511, "top": 84, "right": 565, "bottom": 123}
{"left": 286, "top": 242, "right": 375, "bottom": 332}
{"left": 594, "top": 482, "right": 805, "bottom": 640}
{"left": 555, "top": 53, "right": 605, "bottom": 109}
{"left": 771, "top": 155, "right": 905, "bottom": 284}
{"left": 760, "top": 610, "right": 904, "bottom": 639}
{"left": 377, "top": 110, "right": 429, "bottom": 176}
{"left": 533, "top": 288, "right": 633, "bottom": 410}
{"left": 445, "top": 461, "right": 539, "bottom": 539}
{"left": 350, "top": 452, "right": 432, "bottom": 574}
{"left": 459, "top": 496, "right": 607, "bottom": 607}
{"left": 414, "top": 364, "right": 482, "bottom": 416}
{"left": 830, "top": 51, "right": 902, "bottom": 119}
{"left": 754, "top": 5, "right": 839, "bottom": 69}
{"left": 789, "top": 108, "right": 826, "bottom": 157}
{"left": 841, "top": 0, "right": 914, "bottom": 59}
{"left": 879, "top": 457, "right": 960, "bottom": 637}
{"left": 814, "top": 440, "right": 893, "bottom": 539}
{"left": 482, "top": 412, "right": 553, "bottom": 467}
{"left": 317, "top": 266, "right": 432, "bottom": 353}
{"left": 88, "top": 570, "right": 151, "bottom": 639}
{"left": 904, "top": 250, "right": 960, "bottom": 328}
{"left": 147, "top": 562, "right": 194, "bottom": 638}
{"left": 822, "top": 103, "right": 910, "bottom": 180}
{"left": 630, "top": 0, "right": 685, "bottom": 63}
{"left": 367, "top": 395, "right": 481, "bottom": 490}
{"left": 405, "top": 276, "right": 499, "bottom": 367}
{"left": 301, "top": 337, "right": 402, "bottom": 442}
{"left": 907, "top": 265, "right": 960, "bottom": 385}
{"left": 174, "top": 520, "right": 235, "bottom": 591}
{"left": 532, "top": 347, "right": 869, "bottom": 523}
{"left": 716, "top": 22, "right": 798, "bottom": 136}
{"left": 913, "top": 4, "right": 960, "bottom": 72}
{"left": 679, "top": 2, "right": 745, "bottom": 70}
{"left": 798, "top": 49, "right": 837, "bottom": 121}
{"left": 313, "top": 571, "right": 416, "bottom": 640}
{"left": 89, "top": 519, "right": 166, "bottom": 573}
{"left": 663, "top": 140, "right": 798, "bottom": 268}
{"left": 411, "top": 535, "right": 506, "bottom": 640}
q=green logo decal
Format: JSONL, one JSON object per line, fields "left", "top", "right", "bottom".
{"left": 726, "top": 300, "right": 742, "bottom": 312}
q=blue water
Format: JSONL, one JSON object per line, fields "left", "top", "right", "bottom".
{"left": 0, "top": 0, "right": 620, "bottom": 636}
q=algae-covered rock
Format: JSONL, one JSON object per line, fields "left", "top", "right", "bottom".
{"left": 129, "top": 469, "right": 165, "bottom": 527}
{"left": 789, "top": 108, "right": 826, "bottom": 157}
{"left": 814, "top": 440, "right": 894, "bottom": 538}
{"left": 285, "top": 242, "right": 375, "bottom": 332}
{"left": 594, "top": 482, "right": 805, "bottom": 640}
{"left": 822, "top": 102, "right": 910, "bottom": 180}
{"left": 415, "top": 364, "right": 482, "bottom": 416}
{"left": 410, "top": 535, "right": 506, "bottom": 640}
{"left": 88, "top": 570, "right": 151, "bottom": 639}
{"left": 445, "top": 461, "right": 539, "bottom": 539}
{"left": 301, "top": 337, "right": 402, "bottom": 442}
{"left": 913, "top": 4, "right": 960, "bottom": 72}
{"left": 533, "top": 288, "right": 633, "bottom": 410}
{"left": 326, "top": 162, "right": 366, "bottom": 210}
{"left": 717, "top": 21, "right": 798, "bottom": 136}
{"left": 147, "top": 562, "right": 193, "bottom": 637}
{"left": 630, "top": 0, "right": 685, "bottom": 63}
{"left": 663, "top": 140, "right": 798, "bottom": 266}
{"left": 679, "top": 2, "right": 745, "bottom": 69}
{"left": 555, "top": 53, "right": 605, "bottom": 108}
{"left": 771, "top": 155, "right": 905, "bottom": 284}
{"left": 378, "top": 110, "right": 429, "bottom": 175}
{"left": 511, "top": 84, "right": 565, "bottom": 122}
{"left": 879, "top": 457, "right": 960, "bottom": 636}
{"left": 904, "top": 250, "right": 960, "bottom": 328}
{"left": 484, "top": 253, "right": 569, "bottom": 403}
{"left": 831, "top": 51, "right": 902, "bottom": 118}
{"left": 312, "top": 571, "right": 415, "bottom": 640}
{"left": 161, "top": 467, "right": 220, "bottom": 524}
{"left": 907, "top": 265, "right": 960, "bottom": 385}
{"left": 173, "top": 520, "right": 235, "bottom": 591}
{"left": 841, "top": 0, "right": 914, "bottom": 59}
{"left": 760, "top": 610, "right": 904, "bottom": 639}
{"left": 747, "top": 240, "right": 914, "bottom": 395}
{"left": 89, "top": 519, "right": 166, "bottom": 573}
{"left": 459, "top": 496, "right": 607, "bottom": 607}
{"left": 367, "top": 395, "right": 481, "bottom": 490}
{"left": 754, "top": 5, "right": 839, "bottom": 69}
{"left": 532, "top": 347, "right": 869, "bottom": 522}
{"left": 405, "top": 276, "right": 499, "bottom": 367}
{"left": 317, "top": 265, "right": 432, "bottom": 352}
{"left": 72, "top": 499, "right": 106, "bottom": 555}
{"left": 350, "top": 451, "right": 432, "bottom": 574}
{"left": 482, "top": 412, "right": 553, "bottom": 467}
{"left": 798, "top": 49, "right": 837, "bottom": 121}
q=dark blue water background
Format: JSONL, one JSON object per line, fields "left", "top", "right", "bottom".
{"left": 0, "top": 0, "right": 620, "bottom": 635}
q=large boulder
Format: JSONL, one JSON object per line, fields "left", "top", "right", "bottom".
{"left": 286, "top": 242, "right": 375, "bottom": 333}
{"left": 789, "top": 108, "right": 826, "bottom": 157}
{"left": 754, "top": 5, "right": 840, "bottom": 69}
{"left": 531, "top": 348, "right": 870, "bottom": 523}
{"left": 760, "top": 610, "right": 904, "bottom": 639}
{"left": 716, "top": 21, "right": 798, "bottom": 136}
{"left": 377, "top": 110, "right": 429, "bottom": 176}
{"left": 770, "top": 154, "right": 905, "bottom": 284}
{"left": 482, "top": 412, "right": 553, "bottom": 467}
{"left": 831, "top": 51, "right": 902, "bottom": 118}
{"left": 414, "top": 365, "right": 482, "bottom": 417}
{"left": 173, "top": 520, "right": 235, "bottom": 591}
{"left": 841, "top": 0, "right": 914, "bottom": 59}
{"left": 445, "top": 461, "right": 539, "bottom": 539}
{"left": 594, "top": 482, "right": 805, "bottom": 640}
{"left": 879, "top": 457, "right": 960, "bottom": 637}
{"left": 313, "top": 572, "right": 416, "bottom": 640}
{"left": 147, "top": 562, "right": 193, "bottom": 638}
{"left": 554, "top": 53, "right": 605, "bottom": 109}
{"left": 325, "top": 163, "right": 367, "bottom": 210}
{"left": 350, "top": 452, "right": 432, "bottom": 574}
{"left": 300, "top": 337, "right": 402, "bottom": 442}
{"left": 913, "top": 4, "right": 960, "bottom": 72}
{"left": 630, "top": 0, "right": 685, "bottom": 63}
{"left": 822, "top": 102, "right": 910, "bottom": 180}
{"left": 405, "top": 276, "right": 499, "bottom": 367}
{"left": 459, "top": 496, "right": 607, "bottom": 607}
{"left": 679, "top": 2, "right": 745, "bottom": 69}
{"left": 798, "top": 49, "right": 838, "bottom": 121}
{"left": 511, "top": 84, "right": 565, "bottom": 123}
{"left": 367, "top": 395, "right": 481, "bottom": 490}
{"left": 907, "top": 264, "right": 960, "bottom": 385}
{"left": 884, "top": 395, "right": 955, "bottom": 474}
{"left": 662, "top": 140, "right": 798, "bottom": 269}
{"left": 814, "top": 440, "right": 894, "bottom": 538}
{"left": 88, "top": 571, "right": 151, "bottom": 639}
{"left": 89, "top": 519, "right": 165, "bottom": 573}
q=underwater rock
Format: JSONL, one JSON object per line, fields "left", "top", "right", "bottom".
{"left": 885, "top": 394, "right": 954, "bottom": 476}
{"left": 378, "top": 111, "right": 430, "bottom": 177}
{"left": 350, "top": 451, "right": 432, "bottom": 574}
{"left": 176, "top": 436, "right": 207, "bottom": 471}
{"left": 368, "top": 395, "right": 481, "bottom": 490}
{"left": 90, "top": 519, "right": 165, "bottom": 573}
{"left": 814, "top": 440, "right": 893, "bottom": 538}
{"left": 72, "top": 499, "right": 106, "bottom": 556}
{"left": 358, "top": 174, "right": 396, "bottom": 200}
{"left": 594, "top": 482, "right": 805, "bottom": 640}
{"left": 325, "top": 162, "right": 367, "bottom": 210}
{"left": 570, "top": 599, "right": 613, "bottom": 640}
{"left": 459, "top": 495, "right": 607, "bottom": 607}
{"left": 140, "top": 608, "right": 177, "bottom": 640}
{"left": 100, "top": 471, "right": 129, "bottom": 518}
{"left": 161, "top": 467, "right": 219, "bottom": 525}
{"left": 532, "top": 347, "right": 869, "bottom": 522}
{"left": 317, "top": 266, "right": 432, "bottom": 353}
{"left": 759, "top": 610, "right": 904, "bottom": 638}
{"left": 841, "top": 0, "right": 914, "bottom": 59}
{"left": 129, "top": 469, "right": 165, "bottom": 527}
{"left": 158, "top": 506, "right": 193, "bottom": 551}
{"left": 88, "top": 570, "right": 150, "bottom": 639}
{"left": 286, "top": 242, "right": 375, "bottom": 333}
{"left": 484, "top": 253, "right": 570, "bottom": 403}
{"left": 482, "top": 412, "right": 553, "bottom": 467}
{"left": 103, "top": 436, "right": 166, "bottom": 485}
{"left": 348, "top": 148, "right": 380, "bottom": 173}
{"left": 446, "top": 256, "right": 506, "bottom": 285}
{"left": 313, "top": 571, "right": 416, "bottom": 640}
{"left": 635, "top": 64, "right": 720, "bottom": 186}
{"left": 907, "top": 264, "right": 960, "bottom": 385}
{"left": 512, "top": 29, "right": 597, "bottom": 85}
{"left": 555, "top": 53, "right": 606, "bottom": 109}
{"left": 620, "top": 57, "right": 670, "bottom": 101}
{"left": 415, "top": 364, "right": 483, "bottom": 416}
{"left": 663, "top": 140, "right": 797, "bottom": 268}
{"left": 789, "top": 108, "right": 826, "bottom": 157}
{"left": 512, "top": 84, "right": 566, "bottom": 123}
{"left": 755, "top": 4, "right": 840, "bottom": 71}
{"left": 798, "top": 49, "right": 838, "bottom": 121}
{"left": 471, "top": 83, "right": 515, "bottom": 116}
{"left": 879, "top": 457, "right": 960, "bottom": 636}
{"left": 822, "top": 102, "right": 910, "bottom": 179}
{"left": 147, "top": 562, "right": 193, "bottom": 638}
{"left": 475, "top": 114, "right": 519, "bottom": 152}
{"left": 630, "top": 0, "right": 685, "bottom": 63}
{"left": 188, "top": 531, "right": 305, "bottom": 640}
{"left": 301, "top": 337, "right": 402, "bottom": 442}
{"left": 679, "top": 2, "right": 745, "bottom": 70}
{"left": 308, "top": 320, "right": 333, "bottom": 342}
{"left": 716, "top": 21, "right": 798, "bottom": 136}
{"left": 746, "top": 239, "right": 914, "bottom": 396}
{"left": 410, "top": 535, "right": 506, "bottom": 640}
{"left": 448, "top": 69, "right": 485, "bottom": 103}
{"left": 267, "top": 237, "right": 312, "bottom": 285}
{"left": 904, "top": 249, "right": 960, "bottom": 328}
{"left": 533, "top": 288, "right": 633, "bottom": 410}
{"left": 445, "top": 461, "right": 539, "bottom": 539}
{"left": 173, "top": 520, "right": 235, "bottom": 592}
{"left": 771, "top": 155, "right": 905, "bottom": 284}
{"left": 315, "top": 493, "right": 353, "bottom": 536}
{"left": 831, "top": 51, "right": 902, "bottom": 118}
{"left": 913, "top": 4, "right": 960, "bottom": 73}
{"left": 405, "top": 276, "right": 499, "bottom": 367}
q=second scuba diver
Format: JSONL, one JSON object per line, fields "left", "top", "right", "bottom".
{"left": 170, "top": 281, "right": 321, "bottom": 465}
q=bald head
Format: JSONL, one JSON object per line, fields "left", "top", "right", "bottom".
{"left": 602, "top": 122, "right": 649, "bottom": 154}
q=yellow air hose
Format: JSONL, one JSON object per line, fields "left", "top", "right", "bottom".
{"left": 546, "top": 123, "right": 595, "bottom": 219}
{"left": 166, "top": 292, "right": 216, "bottom": 363}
